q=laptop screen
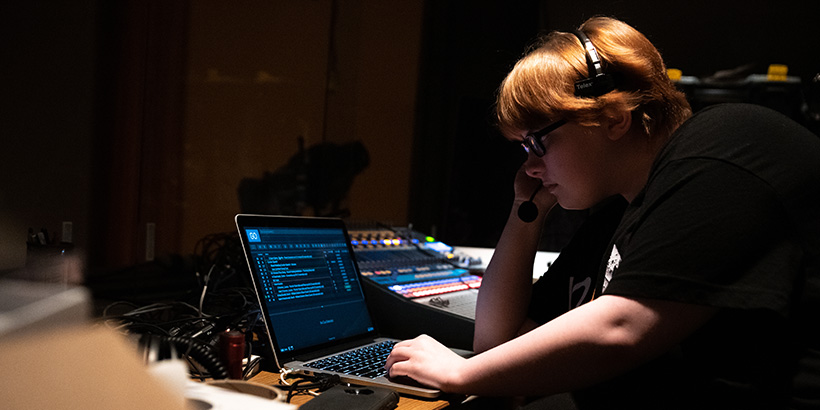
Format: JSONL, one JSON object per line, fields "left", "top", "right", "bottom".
{"left": 239, "top": 217, "right": 376, "bottom": 356}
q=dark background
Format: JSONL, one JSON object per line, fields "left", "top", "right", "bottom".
{"left": 2, "top": 0, "right": 818, "bottom": 279}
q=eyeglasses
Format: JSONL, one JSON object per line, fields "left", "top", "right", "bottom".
{"left": 521, "top": 119, "right": 568, "bottom": 157}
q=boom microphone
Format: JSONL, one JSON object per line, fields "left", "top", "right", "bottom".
{"left": 517, "top": 184, "right": 542, "bottom": 223}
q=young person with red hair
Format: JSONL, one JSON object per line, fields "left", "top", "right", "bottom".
{"left": 386, "top": 16, "right": 820, "bottom": 409}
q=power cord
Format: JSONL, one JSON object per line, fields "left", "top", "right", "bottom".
{"left": 278, "top": 369, "right": 341, "bottom": 403}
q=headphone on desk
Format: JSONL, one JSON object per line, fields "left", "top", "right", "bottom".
{"left": 517, "top": 29, "right": 617, "bottom": 223}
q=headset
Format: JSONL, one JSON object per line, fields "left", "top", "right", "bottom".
{"left": 517, "top": 28, "right": 616, "bottom": 223}
{"left": 571, "top": 29, "right": 617, "bottom": 98}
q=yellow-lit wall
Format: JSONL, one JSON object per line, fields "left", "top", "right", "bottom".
{"left": 180, "top": 1, "right": 423, "bottom": 249}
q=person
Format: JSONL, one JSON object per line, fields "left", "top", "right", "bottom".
{"left": 385, "top": 16, "right": 820, "bottom": 409}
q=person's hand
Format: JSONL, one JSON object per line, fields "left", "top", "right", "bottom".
{"left": 384, "top": 334, "right": 468, "bottom": 391}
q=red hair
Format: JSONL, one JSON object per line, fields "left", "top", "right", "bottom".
{"left": 496, "top": 17, "right": 691, "bottom": 140}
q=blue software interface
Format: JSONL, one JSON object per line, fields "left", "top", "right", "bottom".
{"left": 244, "top": 226, "right": 374, "bottom": 353}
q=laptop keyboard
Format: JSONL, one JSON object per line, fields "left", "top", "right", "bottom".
{"left": 305, "top": 340, "right": 397, "bottom": 379}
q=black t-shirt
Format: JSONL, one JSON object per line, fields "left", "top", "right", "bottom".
{"left": 528, "top": 196, "right": 627, "bottom": 324}
{"left": 576, "top": 104, "right": 820, "bottom": 409}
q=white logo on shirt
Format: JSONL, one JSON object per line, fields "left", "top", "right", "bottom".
{"left": 603, "top": 245, "right": 621, "bottom": 292}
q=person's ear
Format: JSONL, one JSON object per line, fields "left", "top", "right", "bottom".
{"left": 604, "top": 109, "right": 632, "bottom": 141}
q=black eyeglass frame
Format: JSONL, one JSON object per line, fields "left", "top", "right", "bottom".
{"left": 521, "top": 119, "right": 568, "bottom": 157}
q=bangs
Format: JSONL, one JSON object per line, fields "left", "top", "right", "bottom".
{"left": 495, "top": 63, "right": 562, "bottom": 139}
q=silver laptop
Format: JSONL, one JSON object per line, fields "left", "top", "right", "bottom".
{"left": 235, "top": 214, "right": 444, "bottom": 398}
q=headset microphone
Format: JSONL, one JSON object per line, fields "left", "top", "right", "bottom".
{"left": 517, "top": 184, "right": 543, "bottom": 223}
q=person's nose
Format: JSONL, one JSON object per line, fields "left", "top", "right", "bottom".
{"left": 523, "top": 155, "right": 545, "bottom": 179}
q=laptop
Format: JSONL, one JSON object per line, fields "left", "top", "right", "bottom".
{"left": 235, "top": 214, "right": 445, "bottom": 398}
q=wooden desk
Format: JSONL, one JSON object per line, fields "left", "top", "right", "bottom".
{"left": 249, "top": 370, "right": 455, "bottom": 409}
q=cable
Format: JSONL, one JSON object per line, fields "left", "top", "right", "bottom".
{"left": 278, "top": 371, "right": 341, "bottom": 403}
{"left": 279, "top": 368, "right": 295, "bottom": 386}
{"left": 198, "top": 264, "right": 215, "bottom": 316}
{"left": 138, "top": 334, "right": 229, "bottom": 380}
{"left": 242, "top": 355, "right": 263, "bottom": 379}
{"left": 96, "top": 231, "right": 266, "bottom": 383}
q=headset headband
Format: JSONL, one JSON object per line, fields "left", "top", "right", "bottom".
{"left": 572, "top": 29, "right": 616, "bottom": 97}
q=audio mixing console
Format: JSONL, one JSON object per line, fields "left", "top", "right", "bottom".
{"left": 348, "top": 226, "right": 483, "bottom": 320}
{"left": 346, "top": 225, "right": 559, "bottom": 349}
